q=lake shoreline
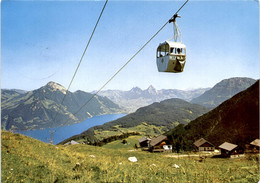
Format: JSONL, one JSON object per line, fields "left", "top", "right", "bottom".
{"left": 16, "top": 114, "right": 127, "bottom": 144}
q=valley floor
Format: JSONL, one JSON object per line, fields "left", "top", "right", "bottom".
{"left": 1, "top": 131, "right": 259, "bottom": 183}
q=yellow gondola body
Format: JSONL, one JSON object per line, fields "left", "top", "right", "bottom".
{"left": 157, "top": 41, "right": 186, "bottom": 73}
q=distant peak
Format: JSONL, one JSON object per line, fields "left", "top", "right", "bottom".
{"left": 146, "top": 85, "right": 157, "bottom": 94}
{"left": 214, "top": 77, "right": 256, "bottom": 88}
{"left": 147, "top": 85, "right": 156, "bottom": 90}
{"left": 47, "top": 81, "right": 63, "bottom": 87}
{"left": 46, "top": 81, "right": 66, "bottom": 94}
{"left": 130, "top": 87, "right": 142, "bottom": 92}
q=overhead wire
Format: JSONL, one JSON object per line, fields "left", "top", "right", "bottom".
{"left": 53, "top": 0, "right": 108, "bottom": 123}
{"left": 175, "top": 0, "right": 190, "bottom": 15}
{"left": 63, "top": 0, "right": 190, "bottom": 124}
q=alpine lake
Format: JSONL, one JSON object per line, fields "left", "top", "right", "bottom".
{"left": 16, "top": 114, "right": 126, "bottom": 144}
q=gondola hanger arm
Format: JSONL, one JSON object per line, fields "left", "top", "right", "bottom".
{"left": 169, "top": 13, "right": 181, "bottom": 23}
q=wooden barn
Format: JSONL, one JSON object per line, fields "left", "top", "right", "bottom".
{"left": 138, "top": 137, "right": 151, "bottom": 148}
{"left": 193, "top": 138, "right": 215, "bottom": 152}
{"left": 219, "top": 142, "right": 244, "bottom": 158}
{"left": 149, "top": 135, "right": 172, "bottom": 152}
{"left": 249, "top": 139, "right": 260, "bottom": 153}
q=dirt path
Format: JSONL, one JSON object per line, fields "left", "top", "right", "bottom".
{"left": 165, "top": 152, "right": 220, "bottom": 158}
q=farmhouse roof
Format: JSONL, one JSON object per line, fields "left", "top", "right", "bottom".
{"left": 193, "top": 138, "right": 214, "bottom": 147}
{"left": 71, "top": 140, "right": 79, "bottom": 145}
{"left": 250, "top": 139, "right": 260, "bottom": 147}
{"left": 219, "top": 142, "right": 238, "bottom": 151}
{"left": 65, "top": 140, "right": 79, "bottom": 145}
{"left": 150, "top": 135, "right": 168, "bottom": 147}
{"left": 138, "top": 137, "right": 151, "bottom": 143}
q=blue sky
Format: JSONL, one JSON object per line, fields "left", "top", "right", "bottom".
{"left": 1, "top": 0, "right": 259, "bottom": 92}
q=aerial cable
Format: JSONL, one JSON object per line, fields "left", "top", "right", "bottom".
{"left": 175, "top": 0, "right": 189, "bottom": 15}
{"left": 53, "top": 0, "right": 108, "bottom": 123}
{"left": 63, "top": 0, "right": 190, "bottom": 124}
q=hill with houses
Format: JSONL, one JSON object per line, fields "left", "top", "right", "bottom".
{"left": 2, "top": 130, "right": 259, "bottom": 182}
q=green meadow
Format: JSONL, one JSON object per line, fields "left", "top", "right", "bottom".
{"left": 102, "top": 135, "right": 142, "bottom": 149}
{"left": 93, "top": 123, "right": 165, "bottom": 140}
{"left": 2, "top": 131, "right": 259, "bottom": 183}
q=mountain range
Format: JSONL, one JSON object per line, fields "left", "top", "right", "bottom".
{"left": 166, "top": 80, "right": 259, "bottom": 150}
{"left": 93, "top": 86, "right": 210, "bottom": 112}
{"left": 94, "top": 77, "right": 256, "bottom": 112}
{"left": 2, "top": 77, "right": 256, "bottom": 133}
{"left": 191, "top": 77, "right": 256, "bottom": 108}
{"left": 1, "top": 82, "right": 124, "bottom": 131}
{"left": 63, "top": 77, "right": 257, "bottom": 144}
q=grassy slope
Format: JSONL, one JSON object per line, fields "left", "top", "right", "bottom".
{"left": 60, "top": 123, "right": 166, "bottom": 145}
{"left": 2, "top": 131, "right": 259, "bottom": 183}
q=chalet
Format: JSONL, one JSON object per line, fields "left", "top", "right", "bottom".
{"left": 219, "top": 142, "right": 244, "bottom": 158}
{"left": 149, "top": 135, "right": 172, "bottom": 152}
{"left": 193, "top": 138, "right": 215, "bottom": 152}
{"left": 138, "top": 137, "right": 151, "bottom": 148}
{"left": 250, "top": 139, "right": 260, "bottom": 153}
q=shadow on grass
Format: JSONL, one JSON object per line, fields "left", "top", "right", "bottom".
{"left": 211, "top": 155, "right": 227, "bottom": 158}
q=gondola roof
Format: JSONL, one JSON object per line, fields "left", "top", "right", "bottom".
{"left": 158, "top": 41, "right": 186, "bottom": 49}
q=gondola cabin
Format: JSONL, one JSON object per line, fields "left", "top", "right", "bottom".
{"left": 156, "top": 41, "right": 186, "bottom": 73}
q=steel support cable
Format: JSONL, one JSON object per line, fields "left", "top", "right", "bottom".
{"left": 64, "top": 0, "right": 190, "bottom": 123}
{"left": 53, "top": 0, "right": 108, "bottom": 123}
{"left": 175, "top": 0, "right": 189, "bottom": 15}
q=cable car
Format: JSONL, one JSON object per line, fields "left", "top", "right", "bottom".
{"left": 156, "top": 41, "right": 186, "bottom": 72}
{"left": 156, "top": 14, "right": 186, "bottom": 73}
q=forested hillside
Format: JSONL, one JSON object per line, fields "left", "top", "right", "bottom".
{"left": 166, "top": 80, "right": 259, "bottom": 151}
{"left": 74, "top": 98, "right": 210, "bottom": 141}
